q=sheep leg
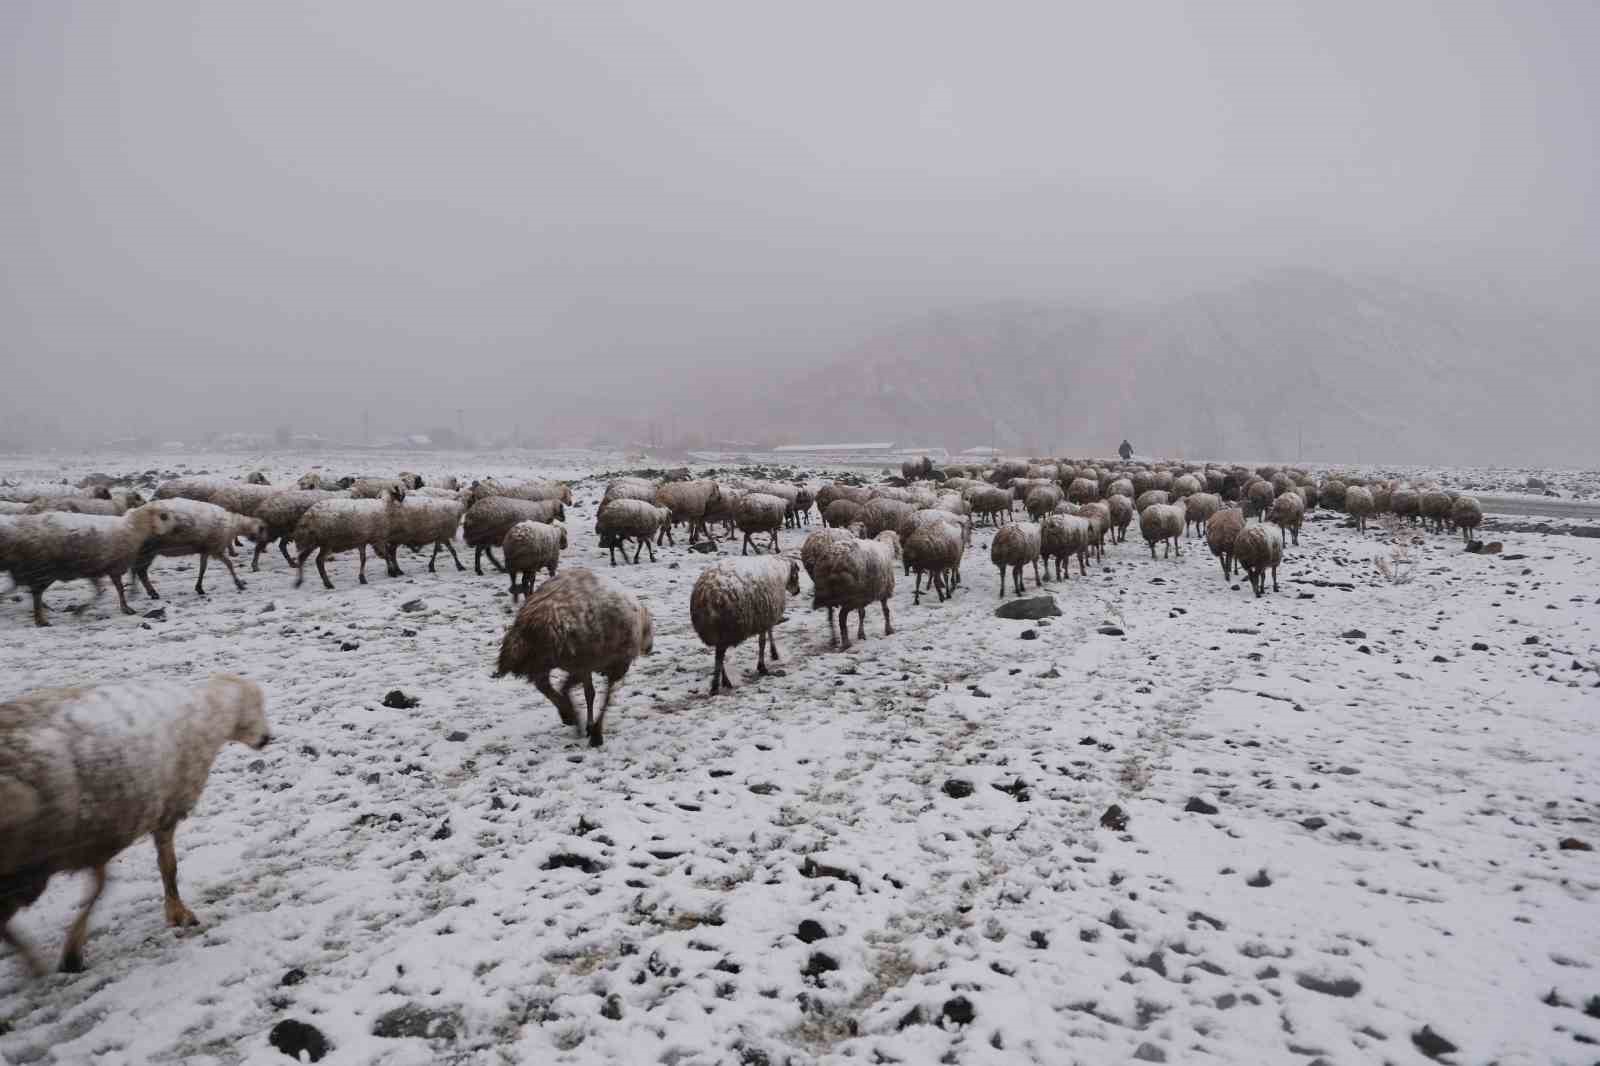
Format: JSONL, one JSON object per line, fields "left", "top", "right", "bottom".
{"left": 632, "top": 538, "right": 644, "bottom": 564}
{"left": 608, "top": 541, "right": 619, "bottom": 566}
{"left": 768, "top": 628, "right": 781, "bottom": 662}
{"left": 474, "top": 546, "right": 486, "bottom": 575}
{"left": 315, "top": 548, "right": 334, "bottom": 590}
{"left": 252, "top": 541, "right": 265, "bottom": 572}
{"left": 444, "top": 541, "right": 466, "bottom": 571}
{"left": 880, "top": 598, "right": 893, "bottom": 636}
{"left": 757, "top": 631, "right": 768, "bottom": 675}
{"left": 1173, "top": 537, "right": 1181, "bottom": 558}
{"left": 577, "top": 674, "right": 597, "bottom": 740}
{"left": 1078, "top": 550, "right": 1087, "bottom": 577}
{"left": 660, "top": 524, "right": 674, "bottom": 547}
{"left": 135, "top": 563, "right": 160, "bottom": 599}
{"left": 110, "top": 573, "right": 135, "bottom": 615}
{"left": 768, "top": 530, "right": 779, "bottom": 554}
{"left": 508, "top": 568, "right": 521, "bottom": 600}
{"left": 154, "top": 827, "right": 199, "bottom": 928}
{"left": 1270, "top": 564, "right": 1279, "bottom": 593}
{"left": 825, "top": 606, "right": 837, "bottom": 645}
{"left": 279, "top": 537, "right": 294, "bottom": 566}
{"left": 2, "top": 912, "right": 49, "bottom": 978}
{"left": 357, "top": 545, "right": 369, "bottom": 585}
{"left": 1031, "top": 560, "right": 1041, "bottom": 589}
{"left": 589, "top": 674, "right": 620, "bottom": 747}
{"left": 533, "top": 671, "right": 578, "bottom": 727}
{"left": 429, "top": 543, "right": 441, "bottom": 573}
{"left": 292, "top": 547, "right": 312, "bottom": 588}
{"left": 997, "top": 564, "right": 1006, "bottom": 598}
{"left": 645, "top": 537, "right": 656, "bottom": 562}
{"left": 57, "top": 863, "right": 109, "bottom": 974}
{"left": 741, "top": 532, "right": 751, "bottom": 556}
{"left": 838, "top": 610, "right": 852, "bottom": 650}
{"left": 218, "top": 550, "right": 246, "bottom": 592}
{"left": 710, "top": 646, "right": 729, "bottom": 694}
{"left": 30, "top": 584, "right": 51, "bottom": 627}
{"left": 483, "top": 545, "right": 504, "bottom": 571}
{"left": 856, "top": 607, "right": 867, "bottom": 640}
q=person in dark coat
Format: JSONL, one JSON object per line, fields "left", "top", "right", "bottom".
{"left": 1118, "top": 439, "right": 1133, "bottom": 461}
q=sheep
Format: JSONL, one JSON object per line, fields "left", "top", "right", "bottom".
{"left": 493, "top": 568, "right": 653, "bottom": 747}
{"left": 1078, "top": 501, "right": 1110, "bottom": 561}
{"left": 1025, "top": 484, "right": 1064, "bottom": 520}
{"left": 396, "top": 472, "right": 424, "bottom": 490}
{"left": 823, "top": 498, "right": 865, "bottom": 529}
{"left": 690, "top": 556, "right": 801, "bottom": 694}
{"left": 1345, "top": 486, "right": 1375, "bottom": 533}
{"left": 734, "top": 492, "right": 788, "bottom": 555}
{"left": 131, "top": 498, "right": 269, "bottom": 598}
{"left": 601, "top": 478, "right": 660, "bottom": 507}
{"left": 23, "top": 488, "right": 146, "bottom": 516}
{"left": 596, "top": 499, "right": 672, "bottom": 564}
{"left": 463, "top": 497, "right": 565, "bottom": 574}
{"left": 291, "top": 485, "right": 407, "bottom": 589}
{"left": 1234, "top": 523, "right": 1284, "bottom": 597}
{"left": 0, "top": 484, "right": 97, "bottom": 505}
{"left": 1066, "top": 477, "right": 1099, "bottom": 504}
{"left": 0, "top": 502, "right": 27, "bottom": 516}
{"left": 1134, "top": 489, "right": 1170, "bottom": 513}
{"left": 861, "top": 497, "right": 915, "bottom": 539}
{"left": 1320, "top": 478, "right": 1349, "bottom": 512}
{"left": 810, "top": 531, "right": 899, "bottom": 649}
{"left": 154, "top": 476, "right": 238, "bottom": 504}
{"left": 655, "top": 480, "right": 724, "bottom": 544}
{"left": 1206, "top": 507, "right": 1246, "bottom": 580}
{"left": 966, "top": 486, "right": 1013, "bottom": 526}
{"left": 703, "top": 483, "right": 743, "bottom": 542}
{"left": 1171, "top": 474, "right": 1201, "bottom": 499}
{"left": 0, "top": 505, "right": 180, "bottom": 626}
{"left": 901, "top": 456, "right": 934, "bottom": 481}
{"left": 296, "top": 472, "right": 352, "bottom": 491}
{"left": 384, "top": 495, "right": 467, "bottom": 573}
{"left": 1182, "top": 492, "right": 1221, "bottom": 538}
{"left": 504, "top": 519, "right": 567, "bottom": 600}
{"left": 897, "top": 507, "right": 972, "bottom": 554}
{"left": 0, "top": 674, "right": 270, "bottom": 976}
{"left": 744, "top": 481, "right": 803, "bottom": 528}
{"left": 815, "top": 483, "right": 871, "bottom": 516}
{"left": 792, "top": 487, "right": 815, "bottom": 526}
{"left": 903, "top": 519, "right": 965, "bottom": 604}
{"left": 991, "top": 521, "right": 1042, "bottom": 597}
{"left": 1269, "top": 491, "right": 1305, "bottom": 545}
{"left": 1244, "top": 480, "right": 1275, "bottom": 521}
{"left": 1139, "top": 503, "right": 1186, "bottom": 559}
{"left": 466, "top": 477, "right": 573, "bottom": 508}
{"left": 1105, "top": 493, "right": 1135, "bottom": 543}
{"left": 349, "top": 477, "right": 410, "bottom": 500}
{"left": 251, "top": 489, "right": 337, "bottom": 570}
{"left": 1040, "top": 514, "right": 1090, "bottom": 580}
{"left": 1420, "top": 490, "right": 1453, "bottom": 533}
{"left": 1391, "top": 487, "right": 1421, "bottom": 525}
{"left": 1452, "top": 495, "right": 1484, "bottom": 541}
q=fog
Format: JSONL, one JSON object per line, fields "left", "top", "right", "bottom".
{"left": 3, "top": 1, "right": 1597, "bottom": 458}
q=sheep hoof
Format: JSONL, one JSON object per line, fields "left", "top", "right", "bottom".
{"left": 587, "top": 729, "right": 604, "bottom": 748}
{"left": 59, "top": 950, "right": 85, "bottom": 974}
{"left": 165, "top": 900, "right": 199, "bottom": 928}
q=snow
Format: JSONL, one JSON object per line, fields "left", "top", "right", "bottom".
{"left": 2, "top": 451, "right": 1598, "bottom": 1065}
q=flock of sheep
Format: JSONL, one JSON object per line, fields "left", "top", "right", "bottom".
{"left": 0, "top": 455, "right": 1486, "bottom": 976}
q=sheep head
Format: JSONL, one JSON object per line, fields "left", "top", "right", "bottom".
{"left": 210, "top": 674, "right": 272, "bottom": 750}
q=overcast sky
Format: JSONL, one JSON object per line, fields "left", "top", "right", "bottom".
{"left": 3, "top": 1, "right": 1596, "bottom": 443}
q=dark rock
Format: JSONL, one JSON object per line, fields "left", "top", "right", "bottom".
{"left": 1188, "top": 910, "right": 1225, "bottom": 931}
{"left": 1524, "top": 635, "right": 1540, "bottom": 645}
{"left": 1410, "top": 1025, "right": 1457, "bottom": 1060}
{"left": 408, "top": 850, "right": 424, "bottom": 861}
{"left": 382, "top": 690, "right": 420, "bottom": 709}
{"left": 941, "top": 995, "right": 975, "bottom": 1026}
{"left": 1185, "top": 797, "right": 1219, "bottom": 815}
{"left": 897, "top": 1005, "right": 925, "bottom": 1030}
{"left": 799, "top": 857, "right": 860, "bottom": 888}
{"left": 942, "top": 778, "right": 974, "bottom": 799}
{"left": 259, "top": 601, "right": 276, "bottom": 614}
{"left": 1097, "top": 625, "right": 1125, "bottom": 636}
{"left": 970, "top": 687, "right": 991, "bottom": 699}
{"left": 1432, "top": 655, "right": 1450, "bottom": 663}
{"left": 1020, "top": 629, "right": 1038, "bottom": 640}
{"left": 1296, "top": 973, "right": 1361, "bottom": 997}
{"left": 543, "top": 852, "right": 602, "bottom": 873}
{"left": 1340, "top": 629, "right": 1366, "bottom": 639}
{"left": 372, "top": 1004, "right": 461, "bottom": 1041}
{"left": 801, "top": 952, "right": 839, "bottom": 980}
{"left": 400, "top": 599, "right": 426, "bottom": 612}
{"left": 446, "top": 730, "right": 468, "bottom": 742}
{"left": 269, "top": 1019, "right": 329, "bottom": 1062}
{"left": 339, "top": 641, "right": 360, "bottom": 652}
{"left": 280, "top": 967, "right": 307, "bottom": 986}
{"left": 1558, "top": 837, "right": 1592, "bottom": 851}
{"left": 1228, "top": 627, "right": 1259, "bottom": 635}
{"left": 600, "top": 994, "right": 623, "bottom": 1021}
{"left": 797, "top": 919, "right": 827, "bottom": 944}
{"left": 431, "top": 820, "right": 452, "bottom": 840}
{"left": 144, "top": 608, "right": 166, "bottom": 621}
{"left": 1030, "top": 929, "right": 1049, "bottom": 949}
{"left": 689, "top": 541, "right": 718, "bottom": 554}
{"left": 1100, "top": 805, "right": 1128, "bottom": 831}
{"left": 1471, "top": 642, "right": 1489, "bottom": 652}
{"left": 1246, "top": 869, "right": 1272, "bottom": 887}
{"left": 994, "top": 595, "right": 1061, "bottom": 620}
{"left": 1299, "top": 817, "right": 1328, "bottom": 831}
{"left": 1132, "top": 1042, "right": 1167, "bottom": 1063}
{"left": 1585, "top": 995, "right": 1600, "bottom": 1019}
{"left": 1138, "top": 950, "right": 1167, "bottom": 977}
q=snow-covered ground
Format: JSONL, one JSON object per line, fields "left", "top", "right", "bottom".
{"left": 2, "top": 452, "right": 1598, "bottom": 1065}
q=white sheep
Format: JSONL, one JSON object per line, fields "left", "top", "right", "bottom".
{"left": 655, "top": 480, "right": 724, "bottom": 544}
{"left": 602, "top": 477, "right": 659, "bottom": 507}
{"left": 801, "top": 527, "right": 859, "bottom": 632}
{"left": 503, "top": 519, "right": 567, "bottom": 600}
{"left": 1139, "top": 503, "right": 1185, "bottom": 559}
{"left": 991, "top": 521, "right": 1042, "bottom": 597}
{"left": 0, "top": 675, "right": 271, "bottom": 975}
{"left": 1206, "top": 507, "right": 1246, "bottom": 580}
{"left": 810, "top": 531, "right": 899, "bottom": 649}
{"left": 463, "top": 497, "right": 565, "bottom": 574}
{"left": 1269, "top": 491, "right": 1305, "bottom": 545}
{"left": 493, "top": 567, "right": 654, "bottom": 747}
{"left": 251, "top": 489, "right": 338, "bottom": 571}
{"left": 596, "top": 499, "right": 671, "bottom": 564}
{"left": 903, "top": 519, "right": 965, "bottom": 604}
{"left": 1040, "top": 513, "right": 1090, "bottom": 580}
{"left": 1106, "top": 493, "right": 1134, "bottom": 543}
{"left": 384, "top": 495, "right": 467, "bottom": 574}
{"left": 1183, "top": 492, "right": 1221, "bottom": 538}
{"left": 1452, "top": 496, "right": 1484, "bottom": 541}
{"left": 466, "top": 477, "right": 573, "bottom": 508}
{"left": 290, "top": 485, "right": 407, "bottom": 589}
{"left": 690, "top": 555, "right": 802, "bottom": 694}
{"left": 735, "top": 493, "right": 788, "bottom": 555}
{"left": 1345, "top": 486, "right": 1375, "bottom": 533}
{"left": 131, "top": 498, "right": 269, "bottom": 598}
{"left": 0, "top": 505, "right": 179, "bottom": 626}
{"left": 1234, "top": 523, "right": 1283, "bottom": 597}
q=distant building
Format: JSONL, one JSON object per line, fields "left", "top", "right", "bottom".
{"left": 772, "top": 442, "right": 895, "bottom": 453}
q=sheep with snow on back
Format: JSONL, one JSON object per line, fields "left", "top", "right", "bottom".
{"left": 861, "top": 497, "right": 914, "bottom": 539}
{"left": 24, "top": 488, "right": 146, "bottom": 517}
{"left": 1171, "top": 474, "right": 1201, "bottom": 500}
{"left": 1183, "top": 492, "right": 1221, "bottom": 538}
{"left": 1139, "top": 503, "right": 1185, "bottom": 559}
{"left": 810, "top": 531, "right": 899, "bottom": 649}
{"left": 991, "top": 521, "right": 1042, "bottom": 597}
{"left": 290, "top": 485, "right": 407, "bottom": 589}
{"left": 1321, "top": 478, "right": 1349, "bottom": 512}
{"left": 901, "top": 456, "right": 934, "bottom": 481}
{"left": 823, "top": 498, "right": 865, "bottom": 529}
{"left": 596, "top": 499, "right": 671, "bottom": 564}
{"left": 1206, "top": 507, "right": 1245, "bottom": 579}
{"left": 1420, "top": 490, "right": 1453, "bottom": 534}
{"left": 1345, "top": 486, "right": 1375, "bottom": 533}
{"left": 734, "top": 493, "right": 788, "bottom": 555}
{"left": 384, "top": 494, "right": 467, "bottom": 574}
{"left": 801, "top": 527, "right": 859, "bottom": 632}
{"left": 251, "top": 489, "right": 338, "bottom": 570}
{"left": 966, "top": 486, "right": 1013, "bottom": 526}
{"left": 0, "top": 505, "right": 179, "bottom": 626}
{"left": 815, "top": 483, "right": 871, "bottom": 516}
{"left": 1105, "top": 493, "right": 1135, "bottom": 543}
{"left": 602, "top": 477, "right": 659, "bottom": 507}
{"left": 1077, "top": 501, "right": 1110, "bottom": 561}
{"left": 1234, "top": 524, "right": 1284, "bottom": 597}
{"left": 463, "top": 497, "right": 565, "bottom": 574}
{"left": 793, "top": 487, "right": 815, "bottom": 525}
{"left": 467, "top": 477, "right": 573, "bottom": 508}
{"left": 0, "top": 674, "right": 270, "bottom": 976}
{"left": 1040, "top": 514, "right": 1090, "bottom": 580}
{"left": 131, "top": 499, "right": 268, "bottom": 598}
{"left": 898, "top": 508, "right": 972, "bottom": 567}
{"left": 744, "top": 481, "right": 802, "bottom": 528}
{"left": 904, "top": 519, "right": 965, "bottom": 604}
{"left": 1135, "top": 489, "right": 1170, "bottom": 513}
{"left": 1066, "top": 477, "right": 1099, "bottom": 505}
{"left": 494, "top": 568, "right": 652, "bottom": 747}
{"left": 503, "top": 519, "right": 566, "bottom": 600}
{"left": 655, "top": 480, "right": 723, "bottom": 544}
{"left": 1244, "top": 480, "right": 1275, "bottom": 521}
{"left": 154, "top": 477, "right": 236, "bottom": 504}
{"left": 1452, "top": 496, "right": 1484, "bottom": 542}
{"left": 1270, "top": 491, "right": 1305, "bottom": 545}
{"left": 690, "top": 556, "right": 801, "bottom": 694}
{"left": 1025, "top": 484, "right": 1063, "bottom": 521}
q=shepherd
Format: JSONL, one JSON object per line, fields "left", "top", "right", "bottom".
{"left": 1118, "top": 439, "right": 1133, "bottom": 461}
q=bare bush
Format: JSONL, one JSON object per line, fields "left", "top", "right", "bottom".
{"left": 1374, "top": 513, "right": 1422, "bottom": 585}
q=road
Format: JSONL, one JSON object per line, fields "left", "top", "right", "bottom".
{"left": 1478, "top": 494, "right": 1600, "bottom": 521}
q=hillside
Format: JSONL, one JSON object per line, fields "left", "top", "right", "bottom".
{"left": 740, "top": 269, "right": 1599, "bottom": 466}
